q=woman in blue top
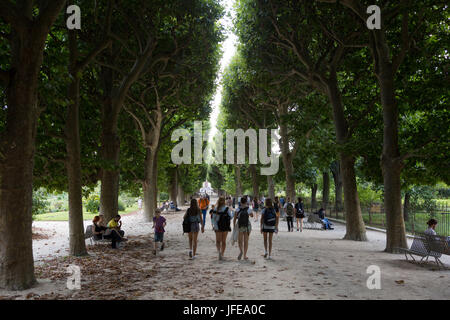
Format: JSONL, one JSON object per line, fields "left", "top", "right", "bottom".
{"left": 211, "top": 197, "right": 233, "bottom": 260}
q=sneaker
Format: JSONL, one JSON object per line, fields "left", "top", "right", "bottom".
{"left": 161, "top": 243, "right": 165, "bottom": 251}
{"left": 189, "top": 251, "right": 192, "bottom": 258}
{"left": 238, "top": 252, "right": 243, "bottom": 260}
{"left": 297, "top": 228, "right": 299, "bottom": 232}
{"left": 192, "top": 256, "right": 196, "bottom": 260}
{"left": 264, "top": 252, "right": 268, "bottom": 259}
{"left": 267, "top": 256, "right": 272, "bottom": 260}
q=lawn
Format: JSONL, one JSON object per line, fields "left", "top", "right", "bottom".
{"left": 33, "top": 206, "right": 139, "bottom": 222}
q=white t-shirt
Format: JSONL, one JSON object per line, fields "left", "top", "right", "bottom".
{"left": 424, "top": 227, "right": 437, "bottom": 236}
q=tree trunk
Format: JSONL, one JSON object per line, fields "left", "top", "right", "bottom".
{"left": 235, "top": 165, "right": 242, "bottom": 197}
{"left": 267, "top": 175, "right": 275, "bottom": 200}
{"left": 379, "top": 64, "right": 407, "bottom": 252}
{"left": 169, "top": 167, "right": 178, "bottom": 207}
{"left": 331, "top": 161, "right": 343, "bottom": 212}
{"left": 279, "top": 105, "right": 296, "bottom": 201}
{"left": 326, "top": 73, "right": 367, "bottom": 241}
{"left": 340, "top": 154, "right": 367, "bottom": 241}
{"left": 403, "top": 191, "right": 410, "bottom": 222}
{"left": 143, "top": 148, "right": 158, "bottom": 222}
{"left": 0, "top": 1, "right": 66, "bottom": 290}
{"left": 322, "top": 170, "right": 330, "bottom": 209}
{"left": 311, "top": 184, "right": 318, "bottom": 210}
{"left": 0, "top": 57, "right": 38, "bottom": 290}
{"left": 177, "top": 182, "right": 185, "bottom": 207}
{"left": 99, "top": 65, "right": 120, "bottom": 223}
{"left": 249, "top": 164, "right": 259, "bottom": 199}
{"left": 66, "top": 30, "right": 87, "bottom": 256}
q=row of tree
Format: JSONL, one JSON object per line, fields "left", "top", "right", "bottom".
{"left": 209, "top": 0, "right": 448, "bottom": 253}
{"left": 0, "top": 0, "right": 221, "bottom": 290}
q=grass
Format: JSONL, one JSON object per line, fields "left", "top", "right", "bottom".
{"left": 33, "top": 205, "right": 139, "bottom": 222}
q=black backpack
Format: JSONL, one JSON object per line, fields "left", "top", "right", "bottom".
{"left": 217, "top": 207, "right": 230, "bottom": 231}
{"left": 238, "top": 207, "right": 249, "bottom": 228}
{"left": 286, "top": 203, "right": 294, "bottom": 216}
{"left": 182, "top": 209, "right": 191, "bottom": 233}
{"left": 264, "top": 208, "right": 276, "bottom": 226}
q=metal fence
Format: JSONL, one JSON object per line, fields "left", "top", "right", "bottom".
{"left": 302, "top": 200, "right": 450, "bottom": 237}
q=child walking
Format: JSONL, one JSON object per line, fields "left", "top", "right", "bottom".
{"left": 152, "top": 209, "right": 166, "bottom": 255}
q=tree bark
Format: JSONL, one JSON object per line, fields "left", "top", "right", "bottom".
{"left": 267, "top": 175, "right": 275, "bottom": 200}
{"left": 379, "top": 64, "right": 407, "bottom": 252}
{"left": 249, "top": 164, "right": 259, "bottom": 199}
{"left": 235, "top": 165, "right": 242, "bottom": 197}
{"left": 311, "top": 184, "right": 318, "bottom": 210}
{"left": 331, "top": 161, "right": 343, "bottom": 212}
{"left": 0, "top": 1, "right": 66, "bottom": 290}
{"left": 279, "top": 105, "right": 296, "bottom": 201}
{"left": 65, "top": 29, "right": 87, "bottom": 256}
{"left": 326, "top": 73, "right": 367, "bottom": 241}
{"left": 143, "top": 146, "right": 160, "bottom": 222}
{"left": 322, "top": 170, "right": 330, "bottom": 209}
{"left": 177, "top": 181, "right": 185, "bottom": 207}
{"left": 403, "top": 191, "right": 410, "bottom": 222}
{"left": 99, "top": 64, "right": 120, "bottom": 223}
{"left": 169, "top": 167, "right": 178, "bottom": 207}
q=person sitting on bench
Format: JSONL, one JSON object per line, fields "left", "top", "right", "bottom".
{"left": 425, "top": 219, "right": 450, "bottom": 244}
{"left": 92, "top": 216, "right": 107, "bottom": 240}
{"left": 316, "top": 208, "right": 333, "bottom": 230}
{"left": 106, "top": 215, "right": 128, "bottom": 249}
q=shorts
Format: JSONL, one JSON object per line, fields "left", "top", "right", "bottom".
{"left": 154, "top": 232, "right": 164, "bottom": 242}
{"left": 190, "top": 222, "right": 200, "bottom": 233}
{"left": 238, "top": 225, "right": 252, "bottom": 233}
{"left": 296, "top": 213, "right": 305, "bottom": 219}
{"left": 262, "top": 228, "right": 275, "bottom": 233}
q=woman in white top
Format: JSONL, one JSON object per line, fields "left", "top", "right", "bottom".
{"left": 424, "top": 219, "right": 438, "bottom": 236}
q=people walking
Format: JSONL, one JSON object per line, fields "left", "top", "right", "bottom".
{"left": 284, "top": 197, "right": 295, "bottom": 232}
{"left": 198, "top": 195, "right": 210, "bottom": 228}
{"left": 260, "top": 198, "right": 279, "bottom": 260}
{"left": 184, "top": 199, "right": 204, "bottom": 259}
{"left": 152, "top": 209, "right": 166, "bottom": 255}
{"left": 211, "top": 196, "right": 233, "bottom": 260}
{"left": 234, "top": 197, "right": 253, "bottom": 260}
{"left": 295, "top": 197, "right": 305, "bottom": 232}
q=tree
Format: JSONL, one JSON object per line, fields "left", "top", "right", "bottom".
{"left": 0, "top": 0, "right": 66, "bottom": 290}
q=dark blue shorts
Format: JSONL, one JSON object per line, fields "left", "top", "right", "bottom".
{"left": 154, "top": 232, "right": 164, "bottom": 242}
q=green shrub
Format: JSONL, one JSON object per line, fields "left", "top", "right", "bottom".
{"left": 118, "top": 199, "right": 125, "bottom": 211}
{"left": 32, "top": 189, "right": 49, "bottom": 217}
{"left": 85, "top": 194, "right": 100, "bottom": 213}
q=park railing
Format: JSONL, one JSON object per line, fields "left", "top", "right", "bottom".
{"left": 301, "top": 200, "right": 450, "bottom": 237}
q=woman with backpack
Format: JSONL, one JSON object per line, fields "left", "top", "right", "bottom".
{"left": 233, "top": 197, "right": 254, "bottom": 260}
{"left": 211, "top": 196, "right": 233, "bottom": 260}
{"left": 295, "top": 197, "right": 305, "bottom": 232}
{"left": 284, "top": 197, "right": 295, "bottom": 232}
{"left": 183, "top": 199, "right": 204, "bottom": 259}
{"left": 260, "top": 198, "right": 279, "bottom": 260}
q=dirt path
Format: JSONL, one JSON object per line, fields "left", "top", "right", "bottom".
{"left": 1, "top": 206, "right": 449, "bottom": 300}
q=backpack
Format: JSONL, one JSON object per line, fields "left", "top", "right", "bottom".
{"left": 217, "top": 207, "right": 231, "bottom": 231}
{"left": 238, "top": 207, "right": 249, "bottom": 228}
{"left": 182, "top": 209, "right": 191, "bottom": 233}
{"left": 264, "top": 208, "right": 276, "bottom": 227}
{"left": 286, "top": 203, "right": 294, "bottom": 216}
